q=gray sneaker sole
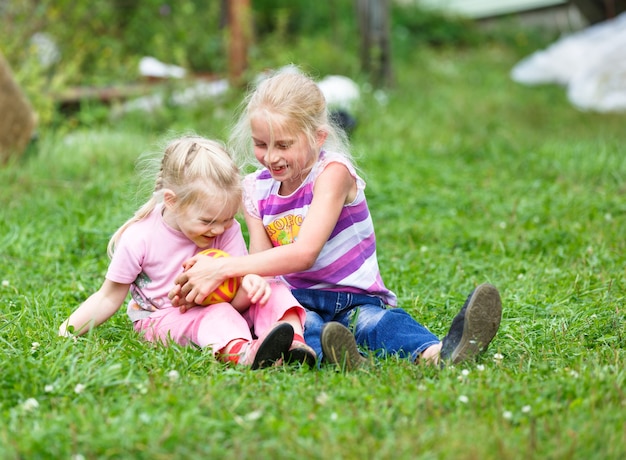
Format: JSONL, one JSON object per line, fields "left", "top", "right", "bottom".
{"left": 450, "top": 283, "right": 502, "bottom": 364}
{"left": 321, "top": 322, "right": 367, "bottom": 371}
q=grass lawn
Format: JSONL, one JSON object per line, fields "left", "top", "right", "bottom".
{"left": 1, "top": 40, "right": 625, "bottom": 459}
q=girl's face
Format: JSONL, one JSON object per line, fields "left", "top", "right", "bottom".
{"left": 164, "top": 196, "right": 238, "bottom": 248}
{"left": 251, "top": 114, "right": 322, "bottom": 195}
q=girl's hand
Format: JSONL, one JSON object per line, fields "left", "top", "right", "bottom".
{"left": 169, "top": 255, "right": 228, "bottom": 308}
{"left": 181, "top": 257, "right": 198, "bottom": 272}
{"left": 239, "top": 274, "right": 272, "bottom": 306}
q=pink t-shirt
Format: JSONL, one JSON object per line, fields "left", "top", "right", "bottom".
{"left": 106, "top": 203, "right": 247, "bottom": 321}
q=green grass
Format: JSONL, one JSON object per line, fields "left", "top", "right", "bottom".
{"left": 2, "top": 41, "right": 626, "bottom": 459}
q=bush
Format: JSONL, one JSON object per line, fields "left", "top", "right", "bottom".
{"left": 392, "top": 3, "right": 483, "bottom": 48}
{"left": 0, "top": 0, "right": 554, "bottom": 130}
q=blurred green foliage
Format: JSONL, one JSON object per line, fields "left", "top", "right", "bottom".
{"left": 0, "top": 0, "right": 554, "bottom": 129}
{"left": 252, "top": 0, "right": 357, "bottom": 38}
{"left": 1, "top": 0, "right": 225, "bottom": 80}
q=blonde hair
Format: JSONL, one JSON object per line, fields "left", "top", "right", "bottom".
{"left": 229, "top": 67, "right": 353, "bottom": 171}
{"left": 107, "top": 135, "right": 241, "bottom": 257}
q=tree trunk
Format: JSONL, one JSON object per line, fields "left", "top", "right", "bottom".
{"left": 0, "top": 51, "right": 36, "bottom": 164}
{"left": 228, "top": 0, "right": 252, "bottom": 87}
{"left": 356, "top": 0, "right": 393, "bottom": 87}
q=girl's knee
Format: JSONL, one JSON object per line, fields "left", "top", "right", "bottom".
{"left": 352, "top": 305, "right": 387, "bottom": 329}
{"left": 281, "top": 305, "right": 306, "bottom": 325}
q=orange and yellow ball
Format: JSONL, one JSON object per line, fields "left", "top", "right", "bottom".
{"left": 197, "top": 249, "right": 241, "bottom": 305}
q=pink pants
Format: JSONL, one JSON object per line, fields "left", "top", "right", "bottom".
{"left": 133, "top": 280, "right": 304, "bottom": 355}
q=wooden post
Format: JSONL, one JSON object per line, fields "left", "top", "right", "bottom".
{"left": 0, "top": 51, "right": 37, "bottom": 164}
{"left": 356, "top": 0, "right": 393, "bottom": 87}
{"left": 228, "top": 0, "right": 251, "bottom": 86}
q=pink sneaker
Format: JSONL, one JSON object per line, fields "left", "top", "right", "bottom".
{"left": 286, "top": 341, "right": 317, "bottom": 367}
{"left": 239, "top": 323, "right": 294, "bottom": 370}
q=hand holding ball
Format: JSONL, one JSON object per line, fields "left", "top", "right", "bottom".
{"left": 197, "top": 249, "right": 241, "bottom": 305}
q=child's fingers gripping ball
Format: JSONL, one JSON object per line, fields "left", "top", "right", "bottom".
{"left": 196, "top": 249, "right": 241, "bottom": 305}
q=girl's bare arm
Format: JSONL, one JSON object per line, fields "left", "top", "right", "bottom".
{"left": 59, "top": 279, "right": 130, "bottom": 337}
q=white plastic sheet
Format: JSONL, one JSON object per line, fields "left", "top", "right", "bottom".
{"left": 511, "top": 12, "right": 626, "bottom": 112}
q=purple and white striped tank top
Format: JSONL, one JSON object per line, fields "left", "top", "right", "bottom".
{"left": 243, "top": 150, "right": 397, "bottom": 306}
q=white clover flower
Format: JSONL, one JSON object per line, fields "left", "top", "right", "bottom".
{"left": 44, "top": 384, "right": 54, "bottom": 393}
{"left": 374, "top": 90, "right": 388, "bottom": 106}
{"left": 476, "top": 364, "right": 485, "bottom": 372}
{"left": 2, "top": 280, "right": 9, "bottom": 287}
{"left": 31, "top": 342, "right": 40, "bottom": 352}
{"left": 522, "top": 405, "right": 531, "bottom": 413}
{"left": 74, "top": 383, "right": 86, "bottom": 394}
{"left": 503, "top": 410, "right": 513, "bottom": 420}
{"left": 493, "top": 353, "right": 504, "bottom": 362}
{"left": 234, "top": 410, "right": 263, "bottom": 425}
{"left": 316, "top": 392, "right": 329, "bottom": 405}
{"left": 167, "top": 370, "right": 180, "bottom": 382}
{"left": 461, "top": 369, "right": 470, "bottom": 377}
{"left": 244, "top": 410, "right": 263, "bottom": 422}
{"left": 22, "top": 398, "right": 39, "bottom": 412}
{"left": 569, "top": 370, "right": 579, "bottom": 378}
{"left": 458, "top": 395, "right": 469, "bottom": 404}
{"left": 136, "top": 383, "right": 148, "bottom": 395}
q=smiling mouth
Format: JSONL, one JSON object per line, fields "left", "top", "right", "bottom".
{"left": 270, "top": 164, "right": 288, "bottom": 173}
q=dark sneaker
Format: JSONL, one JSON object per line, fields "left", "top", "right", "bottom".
{"left": 286, "top": 341, "right": 317, "bottom": 367}
{"left": 240, "top": 322, "right": 294, "bottom": 370}
{"left": 440, "top": 283, "right": 502, "bottom": 365}
{"left": 321, "top": 322, "right": 367, "bottom": 371}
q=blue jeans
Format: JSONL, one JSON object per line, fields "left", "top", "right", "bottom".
{"left": 292, "top": 289, "right": 440, "bottom": 362}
